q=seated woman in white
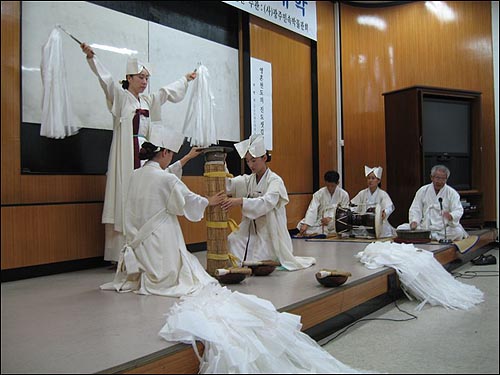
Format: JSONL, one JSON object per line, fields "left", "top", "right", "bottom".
{"left": 351, "top": 166, "right": 396, "bottom": 238}
{"left": 100, "top": 130, "right": 225, "bottom": 297}
{"left": 297, "top": 170, "right": 350, "bottom": 236}
{"left": 220, "top": 135, "right": 315, "bottom": 271}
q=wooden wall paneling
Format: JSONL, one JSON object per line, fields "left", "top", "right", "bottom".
{"left": 1, "top": 203, "right": 105, "bottom": 269}
{"left": 1, "top": 1, "right": 21, "bottom": 205}
{"left": 339, "top": 1, "right": 496, "bottom": 221}
{"left": 316, "top": 1, "right": 338, "bottom": 177}
{"left": 286, "top": 194, "right": 313, "bottom": 229}
{"left": 249, "top": 15, "right": 313, "bottom": 195}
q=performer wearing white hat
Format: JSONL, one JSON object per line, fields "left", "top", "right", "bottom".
{"left": 100, "top": 130, "right": 225, "bottom": 296}
{"left": 350, "top": 165, "right": 396, "bottom": 238}
{"left": 397, "top": 164, "right": 468, "bottom": 241}
{"left": 81, "top": 43, "right": 197, "bottom": 263}
{"left": 221, "top": 135, "right": 315, "bottom": 270}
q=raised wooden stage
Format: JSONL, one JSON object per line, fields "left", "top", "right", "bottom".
{"left": 1, "top": 229, "right": 496, "bottom": 374}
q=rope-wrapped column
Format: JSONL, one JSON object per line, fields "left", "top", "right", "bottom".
{"left": 203, "top": 147, "right": 231, "bottom": 276}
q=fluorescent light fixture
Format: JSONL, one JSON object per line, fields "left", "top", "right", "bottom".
{"left": 425, "top": 1, "right": 456, "bottom": 22}
{"left": 89, "top": 43, "right": 138, "bottom": 56}
{"left": 22, "top": 66, "right": 41, "bottom": 72}
{"left": 357, "top": 15, "right": 387, "bottom": 31}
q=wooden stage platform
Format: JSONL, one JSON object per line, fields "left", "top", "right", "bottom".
{"left": 1, "top": 229, "right": 496, "bottom": 374}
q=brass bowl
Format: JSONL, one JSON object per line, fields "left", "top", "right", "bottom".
{"left": 250, "top": 265, "right": 276, "bottom": 276}
{"left": 315, "top": 274, "right": 350, "bottom": 287}
{"left": 216, "top": 273, "right": 246, "bottom": 285}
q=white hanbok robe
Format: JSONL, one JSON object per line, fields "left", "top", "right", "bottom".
{"left": 227, "top": 168, "right": 315, "bottom": 271}
{"left": 87, "top": 56, "right": 189, "bottom": 262}
{"left": 351, "top": 187, "right": 396, "bottom": 238}
{"left": 297, "top": 186, "right": 350, "bottom": 235}
{"left": 100, "top": 161, "right": 217, "bottom": 297}
{"left": 397, "top": 183, "right": 468, "bottom": 241}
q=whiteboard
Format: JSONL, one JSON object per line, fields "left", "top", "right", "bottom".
{"left": 21, "top": 1, "right": 240, "bottom": 141}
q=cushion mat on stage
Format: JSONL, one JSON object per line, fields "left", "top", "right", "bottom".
{"left": 425, "top": 235, "right": 479, "bottom": 253}
{"left": 453, "top": 235, "right": 479, "bottom": 254}
{"left": 304, "top": 236, "right": 394, "bottom": 243}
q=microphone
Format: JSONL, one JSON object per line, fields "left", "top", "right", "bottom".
{"left": 438, "top": 197, "right": 452, "bottom": 244}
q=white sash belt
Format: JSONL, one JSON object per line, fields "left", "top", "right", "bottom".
{"left": 120, "top": 208, "right": 169, "bottom": 275}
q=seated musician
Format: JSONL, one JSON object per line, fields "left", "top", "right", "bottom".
{"left": 351, "top": 166, "right": 396, "bottom": 238}
{"left": 296, "top": 170, "right": 350, "bottom": 236}
{"left": 397, "top": 165, "right": 468, "bottom": 241}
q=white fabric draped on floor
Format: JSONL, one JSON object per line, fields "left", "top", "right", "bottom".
{"left": 159, "top": 284, "right": 366, "bottom": 374}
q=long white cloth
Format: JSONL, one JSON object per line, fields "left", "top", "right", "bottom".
{"left": 183, "top": 64, "right": 217, "bottom": 147}
{"left": 86, "top": 56, "right": 189, "bottom": 261}
{"left": 297, "top": 186, "right": 350, "bottom": 235}
{"left": 100, "top": 161, "right": 217, "bottom": 296}
{"left": 159, "top": 284, "right": 363, "bottom": 374}
{"left": 351, "top": 187, "right": 395, "bottom": 238}
{"left": 356, "top": 242, "right": 484, "bottom": 311}
{"left": 40, "top": 27, "right": 79, "bottom": 139}
{"left": 397, "top": 183, "right": 468, "bottom": 241}
{"left": 227, "top": 168, "right": 315, "bottom": 270}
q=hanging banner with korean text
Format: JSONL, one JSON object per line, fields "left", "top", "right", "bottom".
{"left": 250, "top": 57, "right": 273, "bottom": 150}
{"left": 223, "top": 1, "right": 317, "bottom": 41}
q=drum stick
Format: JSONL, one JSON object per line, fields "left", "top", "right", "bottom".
{"left": 215, "top": 267, "right": 252, "bottom": 276}
{"left": 322, "top": 209, "right": 325, "bottom": 234}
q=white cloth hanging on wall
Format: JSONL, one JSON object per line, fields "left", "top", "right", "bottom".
{"left": 182, "top": 64, "right": 217, "bottom": 147}
{"left": 356, "top": 242, "right": 484, "bottom": 311}
{"left": 40, "top": 27, "right": 79, "bottom": 139}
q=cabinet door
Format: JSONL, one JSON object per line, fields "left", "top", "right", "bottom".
{"left": 384, "top": 88, "right": 423, "bottom": 227}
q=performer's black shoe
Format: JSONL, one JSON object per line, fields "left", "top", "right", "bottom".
{"left": 471, "top": 254, "right": 497, "bottom": 266}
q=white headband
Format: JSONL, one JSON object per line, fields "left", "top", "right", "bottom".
{"left": 364, "top": 165, "right": 383, "bottom": 179}
{"left": 234, "top": 134, "right": 266, "bottom": 159}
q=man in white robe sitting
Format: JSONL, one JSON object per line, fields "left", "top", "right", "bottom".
{"left": 397, "top": 164, "right": 468, "bottom": 241}
{"left": 296, "top": 170, "right": 350, "bottom": 236}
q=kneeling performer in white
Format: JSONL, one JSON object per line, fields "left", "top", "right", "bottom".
{"left": 100, "top": 130, "right": 224, "bottom": 297}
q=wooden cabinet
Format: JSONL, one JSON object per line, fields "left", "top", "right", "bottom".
{"left": 458, "top": 190, "right": 484, "bottom": 228}
{"left": 383, "top": 86, "right": 482, "bottom": 227}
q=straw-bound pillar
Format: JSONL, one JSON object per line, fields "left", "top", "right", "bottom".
{"left": 203, "top": 147, "right": 232, "bottom": 276}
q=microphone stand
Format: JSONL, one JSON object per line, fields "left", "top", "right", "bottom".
{"left": 438, "top": 198, "right": 452, "bottom": 244}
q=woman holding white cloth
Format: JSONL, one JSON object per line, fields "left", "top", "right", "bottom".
{"left": 100, "top": 131, "right": 224, "bottom": 297}
{"left": 81, "top": 43, "right": 196, "bottom": 263}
